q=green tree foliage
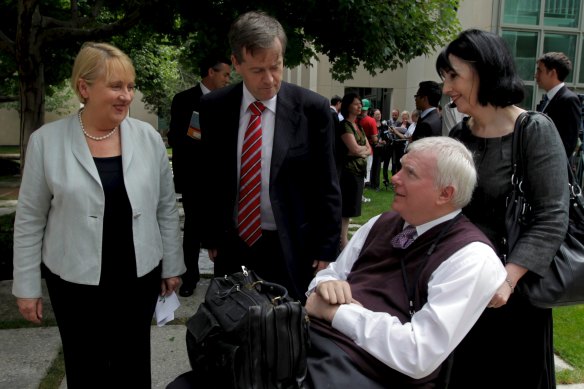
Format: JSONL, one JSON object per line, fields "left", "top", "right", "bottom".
{"left": 112, "top": 30, "right": 190, "bottom": 125}
{"left": 0, "top": 0, "right": 179, "bottom": 165}
{"left": 175, "top": 0, "right": 461, "bottom": 81}
{"left": 0, "top": 0, "right": 460, "bottom": 167}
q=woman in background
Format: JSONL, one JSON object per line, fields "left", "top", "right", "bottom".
{"left": 437, "top": 29, "right": 568, "bottom": 388}
{"left": 338, "top": 93, "right": 371, "bottom": 249}
{"left": 12, "top": 42, "right": 185, "bottom": 388}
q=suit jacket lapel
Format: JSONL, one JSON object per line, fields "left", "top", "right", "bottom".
{"left": 543, "top": 86, "right": 565, "bottom": 113}
{"left": 70, "top": 115, "right": 102, "bottom": 186}
{"left": 120, "top": 118, "right": 134, "bottom": 176}
{"left": 227, "top": 83, "right": 244, "bottom": 158}
{"left": 225, "top": 84, "right": 244, "bottom": 195}
{"left": 271, "top": 83, "right": 300, "bottom": 180}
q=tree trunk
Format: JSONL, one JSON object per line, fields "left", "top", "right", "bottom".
{"left": 17, "top": 62, "right": 45, "bottom": 171}
{"left": 16, "top": 0, "right": 45, "bottom": 172}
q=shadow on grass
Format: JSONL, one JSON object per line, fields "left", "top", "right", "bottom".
{"left": 0, "top": 213, "right": 14, "bottom": 281}
{"left": 0, "top": 157, "right": 18, "bottom": 281}
{"left": 0, "top": 158, "right": 20, "bottom": 177}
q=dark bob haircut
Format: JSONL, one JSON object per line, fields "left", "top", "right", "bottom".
{"left": 435, "top": 29, "right": 525, "bottom": 108}
{"left": 340, "top": 92, "right": 361, "bottom": 119}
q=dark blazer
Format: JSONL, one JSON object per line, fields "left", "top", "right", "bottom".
{"left": 168, "top": 85, "right": 204, "bottom": 194}
{"left": 199, "top": 81, "right": 342, "bottom": 291}
{"left": 411, "top": 108, "right": 442, "bottom": 142}
{"left": 330, "top": 107, "right": 346, "bottom": 177}
{"left": 542, "top": 85, "right": 582, "bottom": 156}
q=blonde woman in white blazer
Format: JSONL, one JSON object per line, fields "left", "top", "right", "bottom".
{"left": 12, "top": 42, "right": 185, "bottom": 389}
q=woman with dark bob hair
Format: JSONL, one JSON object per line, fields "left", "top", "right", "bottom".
{"left": 436, "top": 29, "right": 569, "bottom": 388}
{"left": 338, "top": 92, "right": 371, "bottom": 249}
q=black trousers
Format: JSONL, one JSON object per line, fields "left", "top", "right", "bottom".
{"left": 180, "top": 190, "right": 201, "bottom": 289}
{"left": 370, "top": 146, "right": 384, "bottom": 189}
{"left": 380, "top": 145, "right": 393, "bottom": 185}
{"left": 44, "top": 263, "right": 161, "bottom": 389}
{"left": 303, "top": 329, "right": 387, "bottom": 389}
{"left": 213, "top": 230, "right": 308, "bottom": 302}
{"left": 392, "top": 141, "right": 406, "bottom": 174}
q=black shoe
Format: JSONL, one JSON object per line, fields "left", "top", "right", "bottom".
{"left": 179, "top": 283, "right": 196, "bottom": 297}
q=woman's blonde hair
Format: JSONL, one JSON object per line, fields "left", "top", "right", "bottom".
{"left": 70, "top": 42, "right": 135, "bottom": 103}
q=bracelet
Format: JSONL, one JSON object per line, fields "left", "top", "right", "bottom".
{"left": 505, "top": 278, "right": 514, "bottom": 292}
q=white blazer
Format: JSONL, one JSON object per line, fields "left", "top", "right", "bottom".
{"left": 12, "top": 114, "right": 185, "bottom": 298}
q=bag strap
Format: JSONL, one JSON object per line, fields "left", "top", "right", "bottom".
{"left": 510, "top": 111, "right": 530, "bottom": 192}
{"left": 399, "top": 213, "right": 462, "bottom": 319}
{"left": 512, "top": 112, "right": 584, "bottom": 208}
{"left": 238, "top": 266, "right": 290, "bottom": 304}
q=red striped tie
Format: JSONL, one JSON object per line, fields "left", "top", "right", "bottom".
{"left": 238, "top": 101, "right": 265, "bottom": 246}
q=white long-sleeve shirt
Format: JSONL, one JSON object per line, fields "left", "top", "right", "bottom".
{"left": 308, "top": 212, "right": 506, "bottom": 379}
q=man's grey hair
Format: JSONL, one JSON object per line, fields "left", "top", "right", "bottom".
{"left": 407, "top": 137, "right": 477, "bottom": 208}
{"left": 229, "top": 11, "right": 288, "bottom": 63}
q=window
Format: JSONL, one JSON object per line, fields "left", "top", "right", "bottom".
{"left": 502, "top": 30, "right": 538, "bottom": 81}
{"left": 544, "top": 33, "right": 577, "bottom": 82}
{"left": 579, "top": 40, "right": 584, "bottom": 83}
{"left": 544, "top": 0, "right": 580, "bottom": 28}
{"left": 504, "top": 0, "right": 540, "bottom": 25}
{"left": 501, "top": 0, "right": 584, "bottom": 108}
{"left": 521, "top": 85, "right": 534, "bottom": 110}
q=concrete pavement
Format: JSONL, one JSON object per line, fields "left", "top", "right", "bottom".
{"left": 0, "top": 250, "right": 214, "bottom": 389}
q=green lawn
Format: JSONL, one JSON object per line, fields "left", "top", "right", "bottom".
{"left": 0, "top": 146, "right": 19, "bottom": 154}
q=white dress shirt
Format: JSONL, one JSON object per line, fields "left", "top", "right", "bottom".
{"left": 308, "top": 211, "right": 506, "bottom": 379}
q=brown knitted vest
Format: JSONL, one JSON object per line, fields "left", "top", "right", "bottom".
{"left": 311, "top": 211, "right": 493, "bottom": 388}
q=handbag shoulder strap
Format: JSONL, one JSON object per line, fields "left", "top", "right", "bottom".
{"left": 511, "top": 111, "right": 530, "bottom": 187}
{"left": 513, "top": 111, "right": 583, "bottom": 200}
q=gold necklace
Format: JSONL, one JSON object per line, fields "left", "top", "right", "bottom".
{"left": 78, "top": 109, "right": 117, "bottom": 141}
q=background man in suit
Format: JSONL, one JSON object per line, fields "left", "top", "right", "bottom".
{"left": 535, "top": 51, "right": 582, "bottom": 157}
{"left": 330, "top": 95, "right": 345, "bottom": 177}
{"left": 330, "top": 95, "right": 343, "bottom": 121}
{"left": 168, "top": 57, "right": 231, "bottom": 297}
{"left": 411, "top": 81, "right": 443, "bottom": 142}
{"left": 200, "top": 11, "right": 341, "bottom": 302}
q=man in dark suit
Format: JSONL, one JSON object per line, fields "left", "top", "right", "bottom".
{"left": 330, "top": 95, "right": 345, "bottom": 178}
{"left": 411, "top": 81, "right": 443, "bottom": 142}
{"left": 200, "top": 11, "right": 341, "bottom": 302}
{"left": 168, "top": 57, "right": 231, "bottom": 297}
{"left": 535, "top": 51, "right": 582, "bottom": 156}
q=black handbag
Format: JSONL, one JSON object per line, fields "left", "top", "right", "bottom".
{"left": 185, "top": 266, "right": 310, "bottom": 388}
{"left": 505, "top": 112, "right": 584, "bottom": 308}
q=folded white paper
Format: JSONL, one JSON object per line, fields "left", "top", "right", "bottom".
{"left": 155, "top": 291, "right": 180, "bottom": 327}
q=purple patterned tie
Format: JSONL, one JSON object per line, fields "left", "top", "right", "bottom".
{"left": 391, "top": 225, "right": 417, "bottom": 249}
